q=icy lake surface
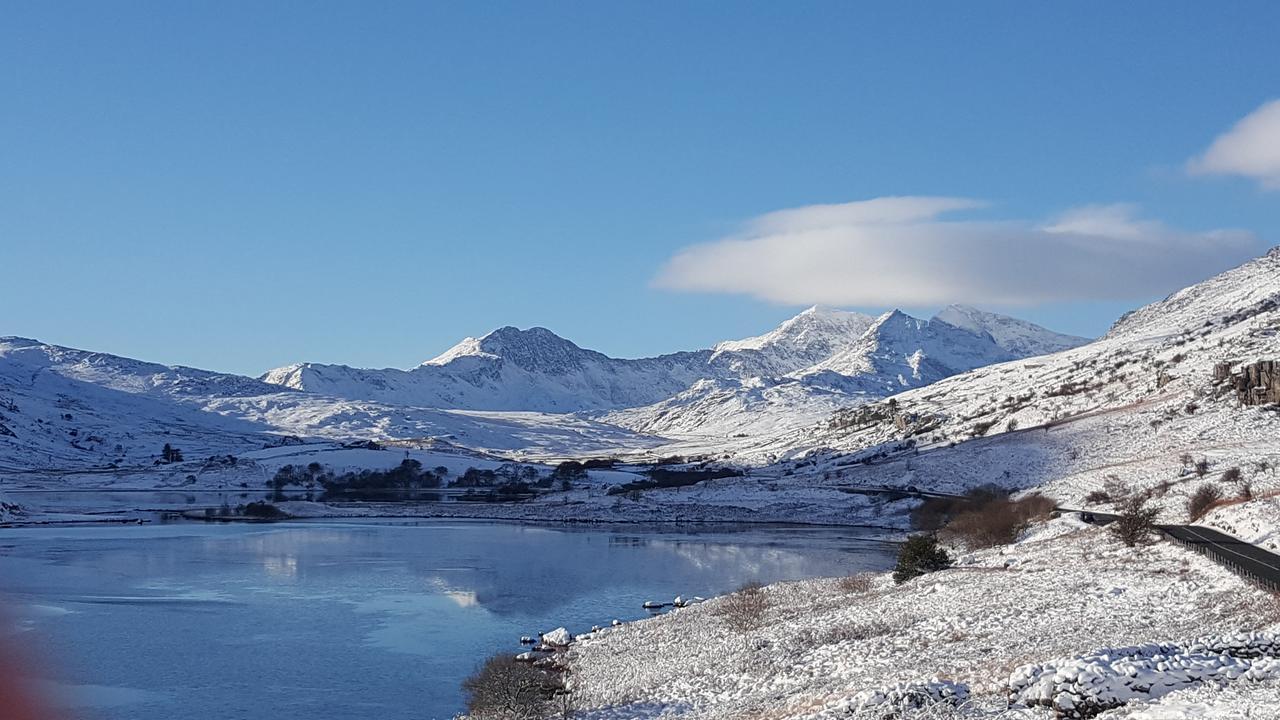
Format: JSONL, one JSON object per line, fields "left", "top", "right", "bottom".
{"left": 0, "top": 519, "right": 895, "bottom": 719}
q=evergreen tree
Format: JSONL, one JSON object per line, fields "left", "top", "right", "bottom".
{"left": 892, "top": 534, "right": 951, "bottom": 584}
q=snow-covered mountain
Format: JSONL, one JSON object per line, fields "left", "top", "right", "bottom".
{"left": 0, "top": 302, "right": 1085, "bottom": 473}
{"left": 263, "top": 306, "right": 1083, "bottom": 421}
{"left": 601, "top": 307, "right": 1088, "bottom": 437}
{"left": 805, "top": 309, "right": 1018, "bottom": 391}
{"left": 0, "top": 337, "right": 662, "bottom": 472}
{"left": 739, "top": 246, "right": 1280, "bottom": 515}
{"left": 263, "top": 326, "right": 718, "bottom": 412}
{"left": 933, "top": 304, "right": 1089, "bottom": 357}
{"left": 709, "top": 306, "right": 876, "bottom": 376}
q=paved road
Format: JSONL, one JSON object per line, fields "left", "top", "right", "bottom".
{"left": 1059, "top": 509, "right": 1280, "bottom": 591}
{"left": 1158, "top": 524, "right": 1280, "bottom": 592}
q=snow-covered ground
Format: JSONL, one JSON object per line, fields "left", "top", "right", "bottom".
{"left": 564, "top": 518, "right": 1280, "bottom": 719}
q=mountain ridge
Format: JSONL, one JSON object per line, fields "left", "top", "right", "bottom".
{"left": 260, "top": 306, "right": 1085, "bottom": 414}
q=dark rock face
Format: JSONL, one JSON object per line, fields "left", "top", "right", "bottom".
{"left": 1217, "top": 360, "right": 1280, "bottom": 406}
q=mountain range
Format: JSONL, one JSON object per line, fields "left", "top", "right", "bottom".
{"left": 260, "top": 305, "right": 1086, "bottom": 413}
{"left": 0, "top": 303, "right": 1084, "bottom": 470}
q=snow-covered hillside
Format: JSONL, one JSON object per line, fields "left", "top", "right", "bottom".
{"left": 726, "top": 246, "right": 1280, "bottom": 530}
{"left": 0, "top": 337, "right": 664, "bottom": 473}
{"left": 933, "top": 304, "right": 1089, "bottom": 357}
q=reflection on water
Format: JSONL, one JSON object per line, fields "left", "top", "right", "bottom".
{"left": 0, "top": 520, "right": 895, "bottom": 719}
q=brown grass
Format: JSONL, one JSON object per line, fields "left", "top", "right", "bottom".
{"left": 836, "top": 573, "right": 875, "bottom": 594}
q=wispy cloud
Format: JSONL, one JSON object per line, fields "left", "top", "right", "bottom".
{"left": 653, "top": 197, "right": 1259, "bottom": 306}
{"left": 1188, "top": 99, "right": 1280, "bottom": 190}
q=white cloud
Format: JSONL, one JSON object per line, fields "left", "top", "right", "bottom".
{"left": 1188, "top": 99, "right": 1280, "bottom": 190}
{"left": 652, "top": 197, "right": 1259, "bottom": 306}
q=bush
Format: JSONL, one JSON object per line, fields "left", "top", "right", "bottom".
{"left": 1085, "top": 489, "right": 1111, "bottom": 505}
{"left": 940, "top": 493, "right": 1056, "bottom": 549}
{"left": 240, "top": 501, "right": 287, "bottom": 519}
{"left": 714, "top": 581, "right": 770, "bottom": 631}
{"left": 893, "top": 535, "right": 951, "bottom": 584}
{"left": 462, "top": 654, "right": 563, "bottom": 719}
{"left": 1111, "top": 496, "right": 1160, "bottom": 547}
{"left": 1221, "top": 467, "right": 1243, "bottom": 483}
{"left": 1187, "top": 484, "right": 1224, "bottom": 521}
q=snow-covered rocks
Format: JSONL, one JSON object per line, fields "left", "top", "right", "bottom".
{"left": 1009, "top": 634, "right": 1280, "bottom": 718}
{"left": 842, "top": 679, "right": 970, "bottom": 714}
{"left": 540, "top": 627, "right": 573, "bottom": 647}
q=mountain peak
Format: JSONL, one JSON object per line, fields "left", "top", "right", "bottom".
{"left": 425, "top": 325, "right": 591, "bottom": 373}
{"left": 933, "top": 304, "right": 1088, "bottom": 357}
{"left": 870, "top": 308, "right": 919, "bottom": 327}
{"left": 712, "top": 306, "right": 876, "bottom": 372}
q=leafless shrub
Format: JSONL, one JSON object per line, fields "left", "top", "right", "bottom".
{"left": 1187, "top": 484, "right": 1224, "bottom": 521}
{"left": 817, "top": 620, "right": 893, "bottom": 644}
{"left": 1193, "top": 458, "right": 1210, "bottom": 478}
{"left": 1111, "top": 495, "right": 1160, "bottom": 547}
{"left": 463, "top": 654, "right": 565, "bottom": 719}
{"left": 1085, "top": 489, "right": 1111, "bottom": 505}
{"left": 1221, "top": 466, "right": 1243, "bottom": 483}
{"left": 714, "top": 581, "right": 770, "bottom": 632}
{"left": 1240, "top": 482, "right": 1255, "bottom": 502}
{"left": 837, "top": 573, "right": 875, "bottom": 594}
{"left": 1102, "top": 474, "right": 1132, "bottom": 503}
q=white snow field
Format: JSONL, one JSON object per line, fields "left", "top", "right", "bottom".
{"left": 564, "top": 518, "right": 1280, "bottom": 719}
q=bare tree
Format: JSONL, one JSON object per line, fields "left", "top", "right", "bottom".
{"left": 1111, "top": 495, "right": 1160, "bottom": 547}
{"left": 463, "top": 655, "right": 563, "bottom": 719}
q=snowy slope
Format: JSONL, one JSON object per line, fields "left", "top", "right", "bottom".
{"left": 718, "top": 246, "right": 1280, "bottom": 531}
{"left": 0, "top": 337, "right": 666, "bottom": 472}
{"left": 933, "top": 303, "right": 1090, "bottom": 356}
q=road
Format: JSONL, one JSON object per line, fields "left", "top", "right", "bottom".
{"left": 1057, "top": 508, "right": 1280, "bottom": 592}
{"left": 1158, "top": 524, "right": 1280, "bottom": 592}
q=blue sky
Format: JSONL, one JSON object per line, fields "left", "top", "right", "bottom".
{"left": 2, "top": 2, "right": 1277, "bottom": 375}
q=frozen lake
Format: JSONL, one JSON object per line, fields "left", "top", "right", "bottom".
{"left": 0, "top": 520, "right": 896, "bottom": 718}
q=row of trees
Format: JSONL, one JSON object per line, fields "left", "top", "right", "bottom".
{"left": 271, "top": 459, "right": 575, "bottom": 493}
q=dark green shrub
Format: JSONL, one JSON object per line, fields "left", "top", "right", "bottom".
{"left": 892, "top": 535, "right": 951, "bottom": 584}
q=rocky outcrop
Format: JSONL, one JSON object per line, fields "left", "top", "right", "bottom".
{"left": 1216, "top": 361, "right": 1280, "bottom": 406}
